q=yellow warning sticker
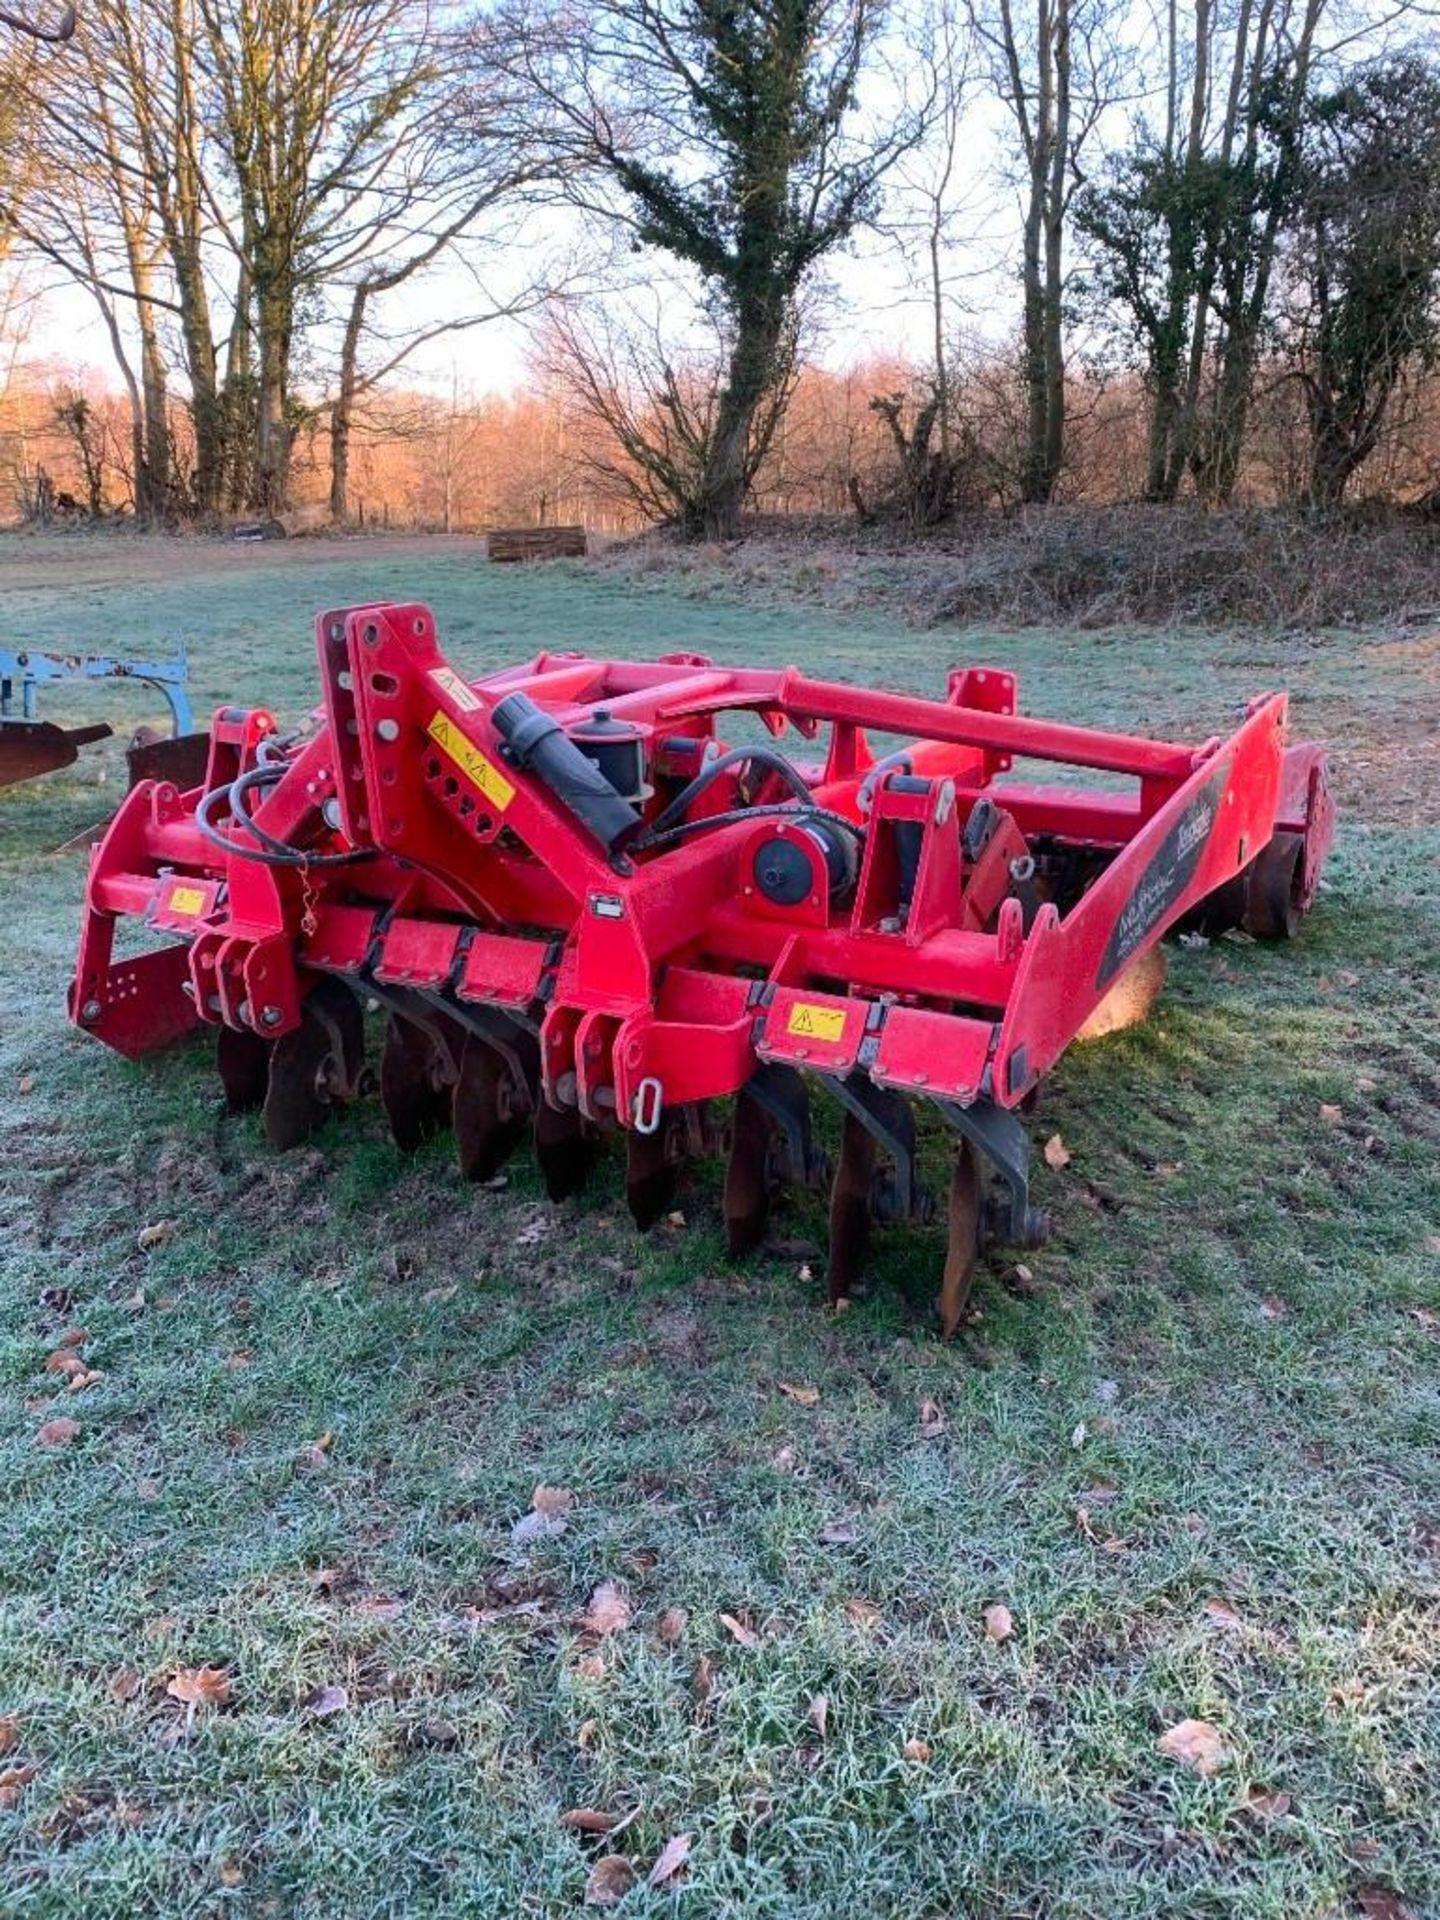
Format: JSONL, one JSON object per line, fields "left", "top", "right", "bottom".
{"left": 786, "top": 1001, "right": 847, "bottom": 1043}
{"left": 167, "top": 884, "right": 208, "bottom": 917}
{"left": 426, "top": 711, "right": 515, "bottom": 812}
{"left": 428, "top": 665, "right": 482, "bottom": 713}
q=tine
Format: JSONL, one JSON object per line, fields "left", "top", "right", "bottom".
{"left": 825, "top": 1109, "right": 876, "bottom": 1306}
{"left": 534, "top": 1098, "right": 596, "bottom": 1201}
{"left": 938, "top": 1139, "right": 982, "bottom": 1338}
{"left": 216, "top": 1024, "right": 270, "bottom": 1113}
{"left": 453, "top": 1032, "right": 531, "bottom": 1182}
{"left": 625, "top": 1106, "right": 687, "bottom": 1230}
{"left": 723, "top": 1086, "right": 772, "bottom": 1256}
{"left": 380, "top": 1012, "right": 450, "bottom": 1153}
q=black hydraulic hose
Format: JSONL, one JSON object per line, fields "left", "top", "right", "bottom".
{"left": 650, "top": 745, "right": 814, "bottom": 836}
{"left": 194, "top": 762, "right": 370, "bottom": 869}
{"left": 856, "top": 748, "right": 914, "bottom": 816}
{"left": 635, "top": 801, "right": 865, "bottom": 855}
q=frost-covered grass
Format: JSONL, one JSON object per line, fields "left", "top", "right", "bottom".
{"left": 1, "top": 532, "right": 1437, "bottom": 1918}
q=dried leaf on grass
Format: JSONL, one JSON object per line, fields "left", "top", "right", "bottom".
{"left": 818, "top": 1519, "right": 858, "bottom": 1546}
{"left": 45, "top": 1349, "right": 86, "bottom": 1378}
{"left": 1356, "top": 1889, "right": 1412, "bottom": 1920}
{"left": 902, "top": 1737, "right": 932, "bottom": 1763}
{"left": 35, "top": 1417, "right": 79, "bottom": 1448}
{"left": 1244, "top": 1786, "right": 1292, "bottom": 1820}
{"left": 166, "top": 1667, "right": 232, "bottom": 1710}
{"left": 1318, "top": 1103, "right": 1343, "bottom": 1126}
{"left": 1157, "top": 1717, "right": 1227, "bottom": 1776}
{"left": 583, "top": 1855, "right": 636, "bottom": 1906}
{"left": 0, "top": 1718, "right": 18, "bottom": 1755}
{"left": 1202, "top": 1598, "right": 1244, "bottom": 1631}
{"left": 918, "top": 1397, "right": 947, "bottom": 1437}
{"left": 719, "top": 1612, "right": 761, "bottom": 1649}
{"left": 136, "top": 1219, "right": 177, "bottom": 1253}
{"left": 18, "top": 1073, "right": 35, "bottom": 1095}
{"left": 657, "top": 1606, "right": 688, "bottom": 1645}
{"left": 107, "top": 1668, "right": 142, "bottom": 1704}
{"left": 648, "top": 1832, "right": 692, "bottom": 1887}
{"left": 533, "top": 1485, "right": 574, "bottom": 1517}
{"left": 1043, "top": 1133, "right": 1072, "bottom": 1170}
{"left": 562, "top": 1807, "right": 621, "bottom": 1833}
{"left": 982, "top": 1604, "right": 1014, "bottom": 1643}
{"left": 580, "top": 1582, "right": 632, "bottom": 1638}
{"left": 301, "top": 1684, "right": 348, "bottom": 1719}
{"left": 808, "top": 1693, "right": 828, "bottom": 1739}
{"left": 693, "top": 1654, "right": 716, "bottom": 1709}
{"left": 843, "top": 1597, "right": 881, "bottom": 1629}
{"left": 779, "top": 1382, "right": 820, "bottom": 1407}
{"left": 0, "top": 1764, "right": 39, "bottom": 1808}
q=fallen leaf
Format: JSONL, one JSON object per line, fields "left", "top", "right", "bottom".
{"left": 1203, "top": 1598, "right": 1244, "bottom": 1631}
{"left": 772, "top": 1445, "right": 797, "bottom": 1472}
{"left": 18, "top": 1072, "right": 35, "bottom": 1095}
{"left": 693, "top": 1653, "right": 716, "bottom": 1707}
{"left": 421, "top": 1283, "right": 456, "bottom": 1303}
{"left": 107, "top": 1668, "right": 142, "bottom": 1704}
{"left": 665, "top": 1210, "right": 686, "bottom": 1229}
{"left": 58, "top": 1327, "right": 89, "bottom": 1349}
{"left": 1157, "top": 1717, "right": 1228, "bottom": 1776}
{"left": 0, "top": 1764, "right": 39, "bottom": 1807}
{"left": 657, "top": 1606, "right": 688, "bottom": 1645}
{"left": 533, "top": 1485, "right": 575, "bottom": 1517}
{"left": 580, "top": 1582, "right": 632, "bottom": 1638}
{"left": 576, "top": 1718, "right": 598, "bottom": 1750}
{"left": 648, "top": 1833, "right": 692, "bottom": 1887}
{"left": 512, "top": 1509, "right": 567, "bottom": 1547}
{"left": 1070, "top": 1420, "right": 1087, "bottom": 1449}
{"left": 45, "top": 1349, "right": 86, "bottom": 1378}
{"left": 1244, "top": 1786, "right": 1292, "bottom": 1819}
{"left": 918, "top": 1397, "right": 947, "bottom": 1437}
{"left": 0, "top": 1719, "right": 17, "bottom": 1755}
{"left": 843, "top": 1597, "right": 881, "bottom": 1629}
{"left": 1356, "top": 1072, "right": 1377, "bottom": 1092}
{"left": 982, "top": 1603, "right": 1014, "bottom": 1643}
{"left": 67, "top": 1369, "right": 103, "bottom": 1392}
{"left": 36, "top": 1416, "right": 79, "bottom": 1448}
{"left": 136, "top": 1219, "right": 177, "bottom": 1252}
{"left": 562, "top": 1807, "right": 621, "bottom": 1833}
{"left": 719, "top": 1611, "right": 761, "bottom": 1649}
{"left": 902, "top": 1737, "right": 932, "bottom": 1763}
{"left": 1409, "top": 1308, "right": 1439, "bottom": 1333}
{"left": 301, "top": 1683, "right": 348, "bottom": 1719}
{"left": 1318, "top": 1103, "right": 1343, "bottom": 1126}
{"left": 1356, "top": 1889, "right": 1412, "bottom": 1920}
{"left": 1260, "top": 1295, "right": 1287, "bottom": 1321}
{"left": 1081, "top": 1482, "right": 1118, "bottom": 1507}
{"left": 808, "top": 1692, "right": 828, "bottom": 1739}
{"left": 1043, "top": 1133, "right": 1072, "bottom": 1170}
{"left": 573, "top": 1655, "right": 607, "bottom": 1681}
{"left": 779, "top": 1382, "right": 820, "bottom": 1407}
{"left": 166, "top": 1667, "right": 232, "bottom": 1710}
{"left": 584, "top": 1855, "right": 636, "bottom": 1906}
{"left": 818, "top": 1519, "right": 858, "bottom": 1546}
{"left": 798, "top": 1262, "right": 813, "bottom": 1283}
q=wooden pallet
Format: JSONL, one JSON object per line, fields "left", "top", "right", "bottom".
{"left": 487, "top": 524, "right": 588, "bottom": 563}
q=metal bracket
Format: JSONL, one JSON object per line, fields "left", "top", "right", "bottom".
{"left": 823, "top": 1071, "right": 926, "bottom": 1219}
{"left": 935, "top": 1097, "right": 1048, "bottom": 1247}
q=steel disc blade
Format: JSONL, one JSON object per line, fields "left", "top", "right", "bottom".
{"left": 723, "top": 1088, "right": 773, "bottom": 1256}
{"left": 625, "top": 1106, "right": 689, "bottom": 1230}
{"left": 263, "top": 1009, "right": 333, "bottom": 1150}
{"left": 380, "top": 1012, "right": 450, "bottom": 1153}
{"left": 216, "top": 1024, "right": 270, "bottom": 1113}
{"left": 939, "top": 1139, "right": 983, "bottom": 1338}
{"left": 824, "top": 1109, "right": 877, "bottom": 1306}
{"left": 534, "top": 1099, "right": 596, "bottom": 1201}
{"left": 453, "top": 1033, "right": 530, "bottom": 1182}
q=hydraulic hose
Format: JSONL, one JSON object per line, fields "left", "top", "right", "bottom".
{"left": 650, "top": 744, "right": 814, "bottom": 836}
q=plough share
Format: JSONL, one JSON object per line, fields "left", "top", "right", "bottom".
{"left": 70, "top": 603, "right": 1335, "bottom": 1331}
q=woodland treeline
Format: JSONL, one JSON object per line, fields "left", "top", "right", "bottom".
{"left": 2, "top": 0, "right": 1440, "bottom": 537}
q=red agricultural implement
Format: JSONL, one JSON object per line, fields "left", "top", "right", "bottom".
{"left": 69, "top": 603, "right": 1335, "bottom": 1330}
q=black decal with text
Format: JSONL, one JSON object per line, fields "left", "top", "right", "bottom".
{"left": 1096, "top": 764, "right": 1229, "bottom": 989}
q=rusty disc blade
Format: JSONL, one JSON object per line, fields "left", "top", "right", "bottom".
{"left": 723, "top": 1087, "right": 773, "bottom": 1256}
{"left": 625, "top": 1106, "right": 689, "bottom": 1230}
{"left": 534, "top": 1099, "right": 596, "bottom": 1201}
{"left": 380, "top": 1012, "right": 452, "bottom": 1153}
{"left": 1242, "top": 831, "right": 1303, "bottom": 940}
{"left": 825, "top": 1109, "right": 877, "bottom": 1306}
{"left": 453, "top": 1032, "right": 531, "bottom": 1182}
{"left": 216, "top": 1024, "right": 270, "bottom": 1113}
{"left": 938, "top": 1138, "right": 983, "bottom": 1338}
{"left": 126, "top": 730, "right": 211, "bottom": 793}
{"left": 262, "top": 979, "right": 363, "bottom": 1150}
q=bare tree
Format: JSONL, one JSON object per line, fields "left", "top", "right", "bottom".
{"left": 485, "top": 0, "right": 922, "bottom": 538}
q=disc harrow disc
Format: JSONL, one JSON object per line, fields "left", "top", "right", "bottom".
{"left": 216, "top": 1024, "right": 270, "bottom": 1113}
{"left": 454, "top": 1030, "right": 534, "bottom": 1182}
{"left": 262, "top": 977, "right": 364, "bottom": 1151}
{"left": 825, "top": 1109, "right": 878, "bottom": 1307}
{"left": 938, "top": 1138, "right": 983, "bottom": 1338}
{"left": 534, "top": 1098, "right": 597, "bottom": 1201}
{"left": 1242, "top": 830, "right": 1304, "bottom": 940}
{"left": 380, "top": 1011, "right": 457, "bottom": 1153}
{"left": 625, "top": 1105, "right": 695, "bottom": 1230}
{"left": 723, "top": 1086, "right": 773, "bottom": 1256}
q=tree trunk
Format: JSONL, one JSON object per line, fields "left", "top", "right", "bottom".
{"left": 253, "top": 273, "right": 294, "bottom": 516}
{"left": 330, "top": 288, "right": 367, "bottom": 523}
{"left": 696, "top": 302, "right": 785, "bottom": 540}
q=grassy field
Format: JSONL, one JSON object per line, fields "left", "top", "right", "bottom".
{"left": 1, "top": 532, "right": 1437, "bottom": 1919}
